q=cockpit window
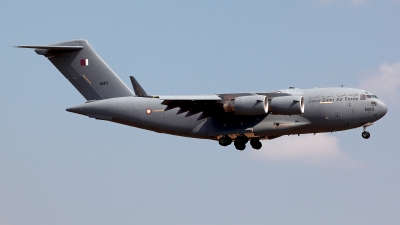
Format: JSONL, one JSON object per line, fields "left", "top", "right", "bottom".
{"left": 365, "top": 94, "right": 379, "bottom": 99}
{"left": 360, "top": 94, "right": 366, "bottom": 100}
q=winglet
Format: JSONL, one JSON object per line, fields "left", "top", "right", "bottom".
{"left": 130, "top": 76, "right": 149, "bottom": 97}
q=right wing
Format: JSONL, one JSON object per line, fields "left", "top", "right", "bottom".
{"left": 157, "top": 91, "right": 292, "bottom": 118}
{"left": 159, "top": 95, "right": 223, "bottom": 118}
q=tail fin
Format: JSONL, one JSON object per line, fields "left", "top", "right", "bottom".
{"left": 18, "top": 40, "right": 134, "bottom": 101}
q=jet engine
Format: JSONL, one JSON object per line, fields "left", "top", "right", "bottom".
{"left": 223, "top": 95, "right": 268, "bottom": 115}
{"left": 269, "top": 96, "right": 305, "bottom": 115}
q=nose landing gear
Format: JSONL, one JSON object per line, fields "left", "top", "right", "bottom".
{"left": 362, "top": 131, "right": 370, "bottom": 139}
{"left": 361, "top": 122, "right": 373, "bottom": 139}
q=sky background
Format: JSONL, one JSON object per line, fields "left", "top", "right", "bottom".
{"left": 1, "top": 0, "right": 400, "bottom": 224}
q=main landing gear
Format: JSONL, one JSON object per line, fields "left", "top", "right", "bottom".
{"left": 361, "top": 122, "right": 373, "bottom": 139}
{"left": 250, "top": 138, "right": 262, "bottom": 150}
{"left": 218, "top": 135, "right": 232, "bottom": 146}
{"left": 218, "top": 135, "right": 262, "bottom": 150}
{"left": 234, "top": 135, "right": 248, "bottom": 150}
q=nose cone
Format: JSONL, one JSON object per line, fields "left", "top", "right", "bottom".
{"left": 380, "top": 101, "right": 388, "bottom": 117}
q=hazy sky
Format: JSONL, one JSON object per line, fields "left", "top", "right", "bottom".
{"left": 1, "top": 1, "right": 400, "bottom": 224}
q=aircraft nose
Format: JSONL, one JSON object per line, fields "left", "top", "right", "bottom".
{"left": 380, "top": 101, "right": 388, "bottom": 117}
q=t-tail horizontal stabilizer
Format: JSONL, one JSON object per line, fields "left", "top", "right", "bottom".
{"left": 130, "top": 76, "right": 150, "bottom": 97}
{"left": 17, "top": 39, "right": 134, "bottom": 101}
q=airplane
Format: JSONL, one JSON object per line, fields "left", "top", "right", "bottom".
{"left": 17, "top": 39, "right": 388, "bottom": 150}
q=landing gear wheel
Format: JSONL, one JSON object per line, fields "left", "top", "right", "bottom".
{"left": 234, "top": 143, "right": 246, "bottom": 151}
{"left": 218, "top": 136, "right": 232, "bottom": 146}
{"left": 362, "top": 123, "right": 373, "bottom": 139}
{"left": 235, "top": 135, "right": 248, "bottom": 145}
{"left": 362, "top": 131, "right": 370, "bottom": 139}
{"left": 234, "top": 135, "right": 248, "bottom": 150}
{"left": 250, "top": 139, "right": 262, "bottom": 150}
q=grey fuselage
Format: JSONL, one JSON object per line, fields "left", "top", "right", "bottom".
{"left": 67, "top": 87, "right": 388, "bottom": 141}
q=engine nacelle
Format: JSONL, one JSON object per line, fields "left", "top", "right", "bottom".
{"left": 223, "top": 95, "right": 268, "bottom": 115}
{"left": 269, "top": 96, "right": 305, "bottom": 115}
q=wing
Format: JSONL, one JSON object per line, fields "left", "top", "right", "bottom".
{"left": 158, "top": 91, "right": 292, "bottom": 119}
{"left": 159, "top": 95, "right": 223, "bottom": 118}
